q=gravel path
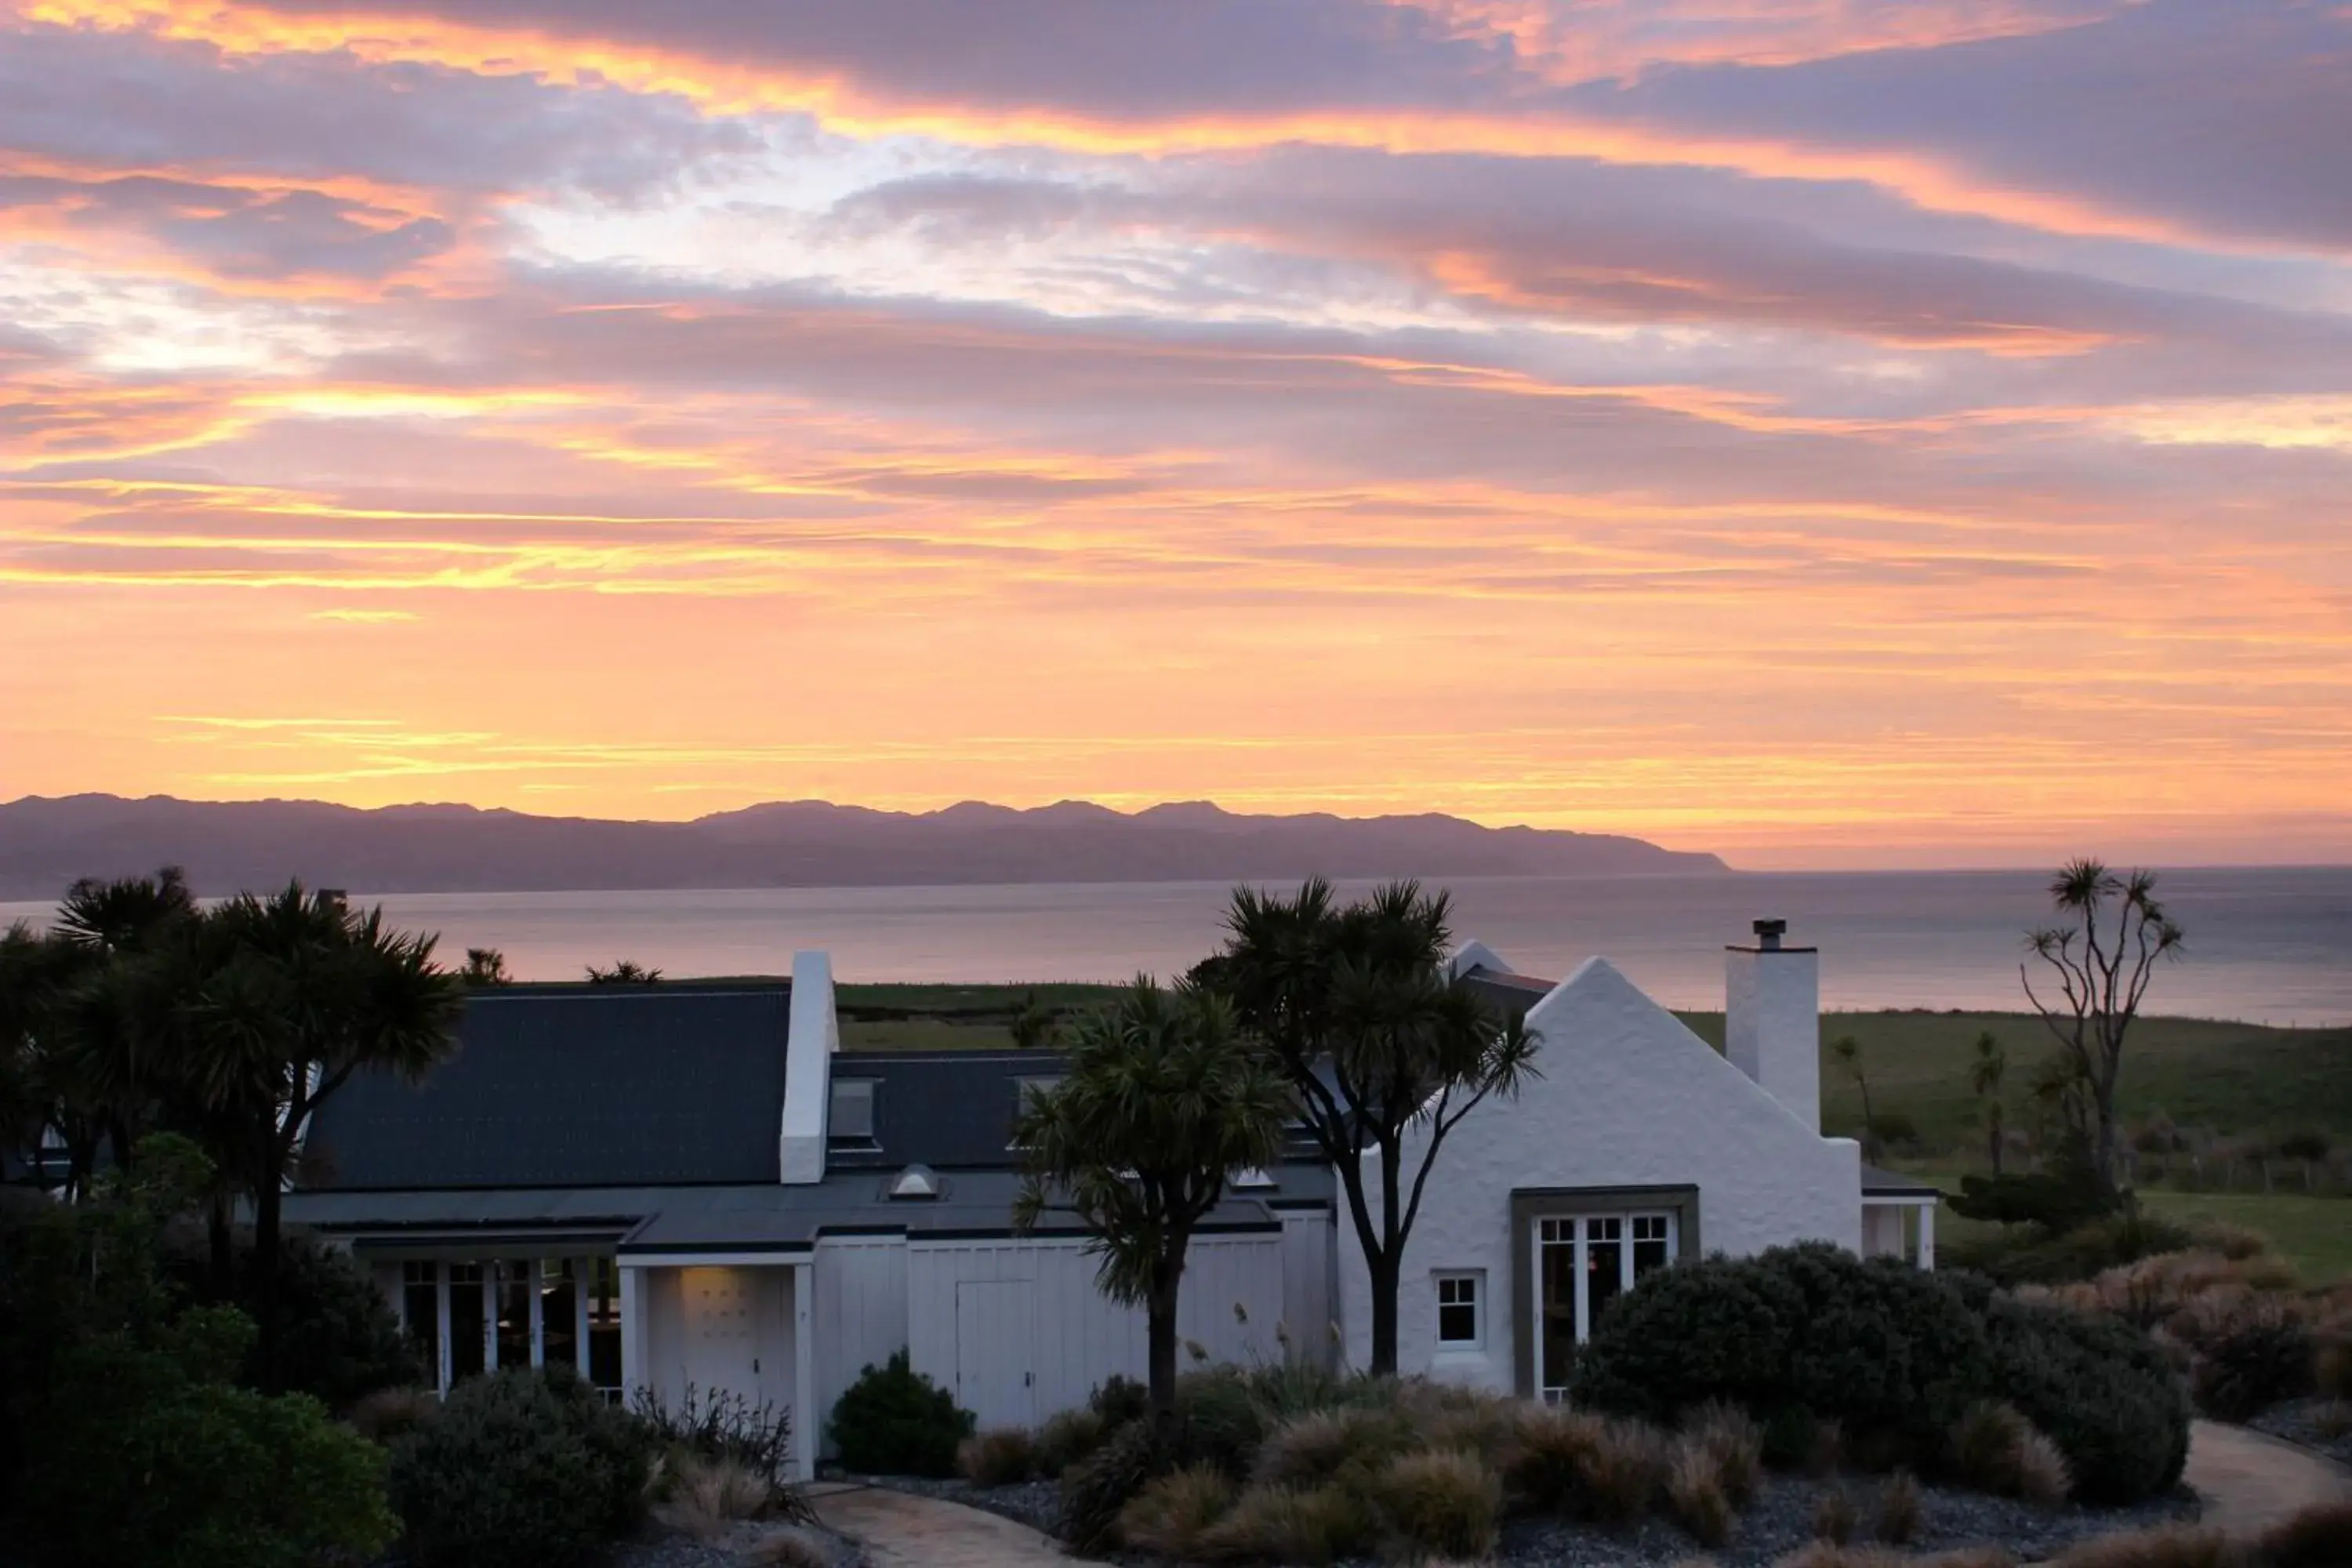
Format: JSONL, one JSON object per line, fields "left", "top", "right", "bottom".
{"left": 811, "top": 1481, "right": 1066, "bottom": 1567}
{"left": 2181, "top": 1418, "right": 2352, "bottom": 1541}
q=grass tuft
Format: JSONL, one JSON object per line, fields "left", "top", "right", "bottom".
{"left": 2051, "top": 1523, "right": 2237, "bottom": 1568}
{"left": 1872, "top": 1469, "right": 1922, "bottom": 1546}
{"left": 956, "top": 1428, "right": 1036, "bottom": 1487}
{"left": 1667, "top": 1443, "right": 1737, "bottom": 1548}
{"left": 1196, "top": 1483, "right": 1377, "bottom": 1566}
{"left": 2258, "top": 1498, "right": 2352, "bottom": 1568}
{"left": 1813, "top": 1483, "right": 1859, "bottom": 1544}
{"left": 1115, "top": 1463, "right": 1233, "bottom": 1558}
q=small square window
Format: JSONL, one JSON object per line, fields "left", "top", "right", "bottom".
{"left": 829, "top": 1079, "right": 877, "bottom": 1145}
{"left": 1435, "top": 1272, "right": 1482, "bottom": 1346}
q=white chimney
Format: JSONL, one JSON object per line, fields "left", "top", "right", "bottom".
{"left": 780, "top": 949, "right": 839, "bottom": 1184}
{"left": 1725, "top": 918, "right": 1820, "bottom": 1132}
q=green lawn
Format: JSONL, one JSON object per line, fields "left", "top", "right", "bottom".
{"left": 833, "top": 981, "right": 1123, "bottom": 1052}
{"left": 2132, "top": 1191, "right": 2352, "bottom": 1284}
{"left": 1675, "top": 1010, "right": 2352, "bottom": 1156}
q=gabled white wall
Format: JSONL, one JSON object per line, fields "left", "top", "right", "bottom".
{"left": 1334, "top": 956, "right": 1861, "bottom": 1391}
{"left": 781, "top": 951, "right": 838, "bottom": 1185}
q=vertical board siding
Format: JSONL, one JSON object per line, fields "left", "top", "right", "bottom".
{"left": 1279, "top": 1209, "right": 1336, "bottom": 1366}
{"left": 811, "top": 1238, "right": 909, "bottom": 1445}
{"left": 906, "top": 1233, "right": 1287, "bottom": 1428}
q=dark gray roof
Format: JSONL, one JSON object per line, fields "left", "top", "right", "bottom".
{"left": 1861, "top": 1164, "right": 1944, "bottom": 1198}
{"left": 827, "top": 1050, "right": 1067, "bottom": 1171}
{"left": 1460, "top": 964, "right": 1556, "bottom": 1020}
{"left": 302, "top": 982, "right": 791, "bottom": 1191}
{"left": 285, "top": 1167, "right": 1323, "bottom": 1255}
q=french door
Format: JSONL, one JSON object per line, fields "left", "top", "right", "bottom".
{"left": 1534, "top": 1212, "right": 1676, "bottom": 1402}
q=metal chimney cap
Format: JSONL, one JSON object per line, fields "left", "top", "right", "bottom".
{"left": 1752, "top": 917, "right": 1788, "bottom": 949}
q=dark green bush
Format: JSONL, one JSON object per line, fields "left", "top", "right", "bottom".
{"left": 1942, "top": 1210, "right": 2199, "bottom": 1287}
{"left": 1062, "top": 1415, "right": 1171, "bottom": 1554}
{"left": 2190, "top": 1314, "right": 2315, "bottom": 1422}
{"left": 826, "top": 1350, "right": 974, "bottom": 1477}
{"left": 1090, "top": 1372, "right": 1149, "bottom": 1427}
{"left": 1173, "top": 1368, "right": 1266, "bottom": 1479}
{"left": 170, "top": 1230, "right": 419, "bottom": 1408}
{"left": 1573, "top": 1245, "right": 2190, "bottom": 1504}
{"left": 1947, "top": 1171, "right": 2119, "bottom": 1232}
{"left": 388, "top": 1364, "right": 651, "bottom": 1568}
{"left": 1572, "top": 1243, "right": 1989, "bottom": 1458}
{"left": 1954, "top": 1274, "right": 2190, "bottom": 1504}
{"left": 16, "top": 1323, "right": 397, "bottom": 1568}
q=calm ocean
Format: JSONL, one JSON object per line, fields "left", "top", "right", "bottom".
{"left": 13, "top": 866, "right": 2342, "bottom": 1025}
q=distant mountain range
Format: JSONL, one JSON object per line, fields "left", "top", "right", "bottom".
{"left": 0, "top": 794, "right": 1728, "bottom": 899}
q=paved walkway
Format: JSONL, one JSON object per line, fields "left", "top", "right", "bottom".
{"left": 2183, "top": 1419, "right": 2352, "bottom": 1539}
{"left": 808, "top": 1482, "right": 1067, "bottom": 1568}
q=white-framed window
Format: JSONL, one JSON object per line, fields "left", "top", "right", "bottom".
{"left": 1435, "top": 1271, "right": 1483, "bottom": 1347}
{"left": 1535, "top": 1210, "right": 1679, "bottom": 1400}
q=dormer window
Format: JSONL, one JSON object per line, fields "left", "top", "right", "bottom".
{"left": 888, "top": 1163, "right": 941, "bottom": 1200}
{"left": 829, "top": 1079, "right": 877, "bottom": 1147}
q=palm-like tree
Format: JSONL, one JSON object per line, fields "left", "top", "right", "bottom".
{"left": 1211, "top": 878, "right": 1537, "bottom": 1375}
{"left": 1969, "top": 1030, "right": 2007, "bottom": 1174}
{"left": 128, "top": 883, "right": 463, "bottom": 1385}
{"left": 586, "top": 959, "right": 661, "bottom": 985}
{"left": 2022, "top": 858, "right": 2184, "bottom": 1200}
{"left": 1007, "top": 989, "right": 1058, "bottom": 1051}
{"left": 1012, "top": 978, "right": 1288, "bottom": 1414}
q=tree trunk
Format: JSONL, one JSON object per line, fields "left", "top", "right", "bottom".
{"left": 254, "top": 1153, "right": 285, "bottom": 1392}
{"left": 1146, "top": 1277, "right": 1182, "bottom": 1414}
{"left": 209, "top": 1191, "right": 234, "bottom": 1299}
{"left": 1369, "top": 1134, "right": 1403, "bottom": 1376}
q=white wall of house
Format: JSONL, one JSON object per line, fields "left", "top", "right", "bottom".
{"left": 903, "top": 1232, "right": 1287, "bottom": 1429}
{"left": 1335, "top": 955, "right": 1862, "bottom": 1392}
{"left": 811, "top": 1236, "right": 910, "bottom": 1440}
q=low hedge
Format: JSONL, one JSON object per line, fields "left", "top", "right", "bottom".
{"left": 827, "top": 1351, "right": 974, "bottom": 1477}
{"left": 1572, "top": 1243, "right": 2188, "bottom": 1502}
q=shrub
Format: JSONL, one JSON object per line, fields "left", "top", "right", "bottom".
{"left": 347, "top": 1383, "right": 438, "bottom": 1444}
{"left": 1573, "top": 1244, "right": 1991, "bottom": 1458}
{"left": 1685, "top": 1400, "right": 1765, "bottom": 1507}
{"left": 1668, "top": 1444, "right": 1737, "bottom": 1548}
{"left": 1378, "top": 1448, "right": 1501, "bottom": 1561}
{"left": 2190, "top": 1312, "right": 2315, "bottom": 1421}
{"left": 633, "top": 1383, "right": 797, "bottom": 1483}
{"left": 2258, "top": 1499, "right": 2352, "bottom": 1568}
{"left": 1091, "top": 1372, "right": 1149, "bottom": 1427}
{"left": 1062, "top": 1416, "right": 1169, "bottom": 1555}
{"left": 826, "top": 1352, "right": 973, "bottom": 1477}
{"left": 1955, "top": 1276, "right": 2191, "bottom": 1504}
{"left": 1873, "top": 1470, "right": 1922, "bottom": 1545}
{"left": 1502, "top": 1406, "right": 1607, "bottom": 1514}
{"left": 1763, "top": 1407, "right": 1845, "bottom": 1475}
{"left": 1196, "top": 1483, "right": 1377, "bottom": 1566}
{"left": 1174, "top": 1368, "right": 1266, "bottom": 1479}
{"left": 2051, "top": 1523, "right": 2235, "bottom": 1568}
{"left": 1254, "top": 1403, "right": 1409, "bottom": 1490}
{"left": 1035, "top": 1406, "right": 1109, "bottom": 1477}
{"left": 1949, "top": 1401, "right": 2072, "bottom": 1508}
{"left": 747, "top": 1528, "right": 837, "bottom": 1568}
{"left": 1813, "top": 1483, "right": 1859, "bottom": 1544}
{"left": 19, "top": 1331, "right": 399, "bottom": 1568}
{"left": 1580, "top": 1416, "right": 1671, "bottom": 1527}
{"left": 957, "top": 1428, "right": 1036, "bottom": 1486}
{"left": 1116, "top": 1462, "right": 1234, "bottom": 1558}
{"left": 387, "top": 1363, "right": 651, "bottom": 1568}
{"left": 654, "top": 1453, "right": 786, "bottom": 1539}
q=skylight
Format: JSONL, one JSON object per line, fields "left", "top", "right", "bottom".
{"left": 888, "top": 1164, "right": 940, "bottom": 1200}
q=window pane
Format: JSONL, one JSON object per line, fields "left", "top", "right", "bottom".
{"left": 495, "top": 1259, "right": 533, "bottom": 1370}
{"left": 829, "top": 1080, "right": 876, "bottom": 1143}
{"left": 448, "top": 1262, "right": 485, "bottom": 1383}
{"left": 542, "top": 1260, "right": 579, "bottom": 1373}
{"left": 1436, "top": 1275, "right": 1478, "bottom": 1345}
{"left": 587, "top": 1258, "right": 622, "bottom": 1395}
{"left": 1586, "top": 1219, "right": 1625, "bottom": 1333}
{"left": 401, "top": 1262, "right": 440, "bottom": 1383}
{"left": 1540, "top": 1238, "right": 1577, "bottom": 1393}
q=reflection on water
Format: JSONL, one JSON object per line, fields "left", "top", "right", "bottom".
{"left": 5, "top": 866, "right": 2347, "bottom": 1025}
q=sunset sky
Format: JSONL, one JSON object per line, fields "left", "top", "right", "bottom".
{"left": 4, "top": 1, "right": 2350, "bottom": 869}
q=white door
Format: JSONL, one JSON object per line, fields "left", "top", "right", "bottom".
{"left": 954, "top": 1280, "right": 1036, "bottom": 1429}
{"left": 681, "top": 1268, "right": 764, "bottom": 1405}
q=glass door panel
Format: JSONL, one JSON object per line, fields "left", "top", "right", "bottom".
{"left": 542, "top": 1260, "right": 579, "bottom": 1372}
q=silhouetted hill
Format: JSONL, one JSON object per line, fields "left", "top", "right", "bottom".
{"left": 0, "top": 794, "right": 1729, "bottom": 898}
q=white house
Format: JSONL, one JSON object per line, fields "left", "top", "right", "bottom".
{"left": 286, "top": 919, "right": 1935, "bottom": 1475}
{"left": 1335, "top": 918, "right": 1937, "bottom": 1399}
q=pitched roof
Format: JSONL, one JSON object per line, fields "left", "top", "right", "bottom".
{"left": 826, "top": 1050, "right": 1066, "bottom": 1171}
{"left": 1860, "top": 1163, "right": 1944, "bottom": 1199}
{"left": 301, "top": 982, "right": 791, "bottom": 1191}
{"left": 1459, "top": 963, "right": 1558, "bottom": 1019}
